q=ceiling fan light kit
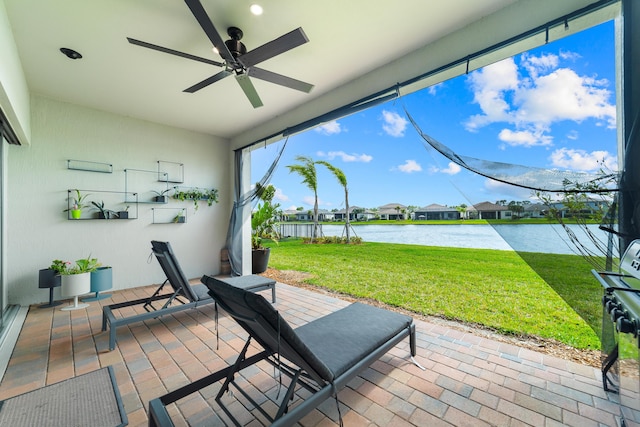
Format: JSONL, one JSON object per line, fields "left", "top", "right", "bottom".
{"left": 127, "top": 0, "right": 313, "bottom": 108}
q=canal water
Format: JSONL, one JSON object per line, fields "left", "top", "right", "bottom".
{"left": 318, "top": 223, "right": 610, "bottom": 255}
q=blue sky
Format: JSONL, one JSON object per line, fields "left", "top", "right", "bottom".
{"left": 251, "top": 20, "right": 617, "bottom": 211}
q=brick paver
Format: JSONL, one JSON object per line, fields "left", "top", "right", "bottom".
{"left": 0, "top": 281, "right": 619, "bottom": 426}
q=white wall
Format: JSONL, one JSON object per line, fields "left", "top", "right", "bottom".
{"left": 0, "top": 0, "right": 30, "bottom": 145}
{"left": 6, "top": 96, "right": 231, "bottom": 305}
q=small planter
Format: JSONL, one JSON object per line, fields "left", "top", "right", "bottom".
{"left": 38, "top": 268, "right": 62, "bottom": 308}
{"left": 84, "top": 266, "right": 112, "bottom": 301}
{"left": 154, "top": 195, "right": 167, "bottom": 203}
{"left": 117, "top": 211, "right": 129, "bottom": 219}
{"left": 71, "top": 209, "right": 82, "bottom": 219}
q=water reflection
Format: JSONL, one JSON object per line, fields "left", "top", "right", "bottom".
{"left": 321, "top": 223, "right": 608, "bottom": 255}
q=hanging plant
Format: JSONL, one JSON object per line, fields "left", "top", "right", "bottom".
{"left": 173, "top": 187, "right": 219, "bottom": 211}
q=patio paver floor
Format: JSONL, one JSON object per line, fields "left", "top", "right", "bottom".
{"left": 0, "top": 281, "right": 619, "bottom": 426}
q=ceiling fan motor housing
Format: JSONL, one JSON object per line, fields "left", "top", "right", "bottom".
{"left": 225, "top": 38, "right": 247, "bottom": 58}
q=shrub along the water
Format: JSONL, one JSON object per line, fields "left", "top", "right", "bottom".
{"left": 265, "top": 239, "right": 601, "bottom": 350}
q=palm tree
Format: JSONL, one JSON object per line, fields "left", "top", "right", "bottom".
{"left": 287, "top": 156, "right": 320, "bottom": 239}
{"left": 316, "top": 160, "right": 351, "bottom": 242}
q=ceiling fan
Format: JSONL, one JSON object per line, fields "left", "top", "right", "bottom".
{"left": 127, "top": 0, "right": 314, "bottom": 108}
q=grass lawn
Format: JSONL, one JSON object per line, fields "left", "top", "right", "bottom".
{"left": 266, "top": 239, "right": 602, "bottom": 350}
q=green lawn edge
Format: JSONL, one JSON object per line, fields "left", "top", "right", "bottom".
{"left": 266, "top": 239, "right": 602, "bottom": 350}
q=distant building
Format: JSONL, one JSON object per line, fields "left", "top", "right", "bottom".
{"left": 333, "top": 206, "right": 377, "bottom": 222}
{"left": 378, "top": 203, "right": 407, "bottom": 220}
{"left": 414, "top": 204, "right": 461, "bottom": 220}
{"left": 466, "top": 201, "right": 509, "bottom": 220}
{"left": 317, "top": 209, "right": 335, "bottom": 222}
{"left": 523, "top": 203, "right": 548, "bottom": 219}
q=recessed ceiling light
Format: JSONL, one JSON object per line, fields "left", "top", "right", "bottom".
{"left": 250, "top": 4, "right": 263, "bottom": 15}
{"left": 60, "top": 47, "right": 82, "bottom": 60}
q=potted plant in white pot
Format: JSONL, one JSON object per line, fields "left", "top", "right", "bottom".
{"left": 57, "top": 256, "right": 100, "bottom": 310}
{"left": 251, "top": 184, "right": 281, "bottom": 274}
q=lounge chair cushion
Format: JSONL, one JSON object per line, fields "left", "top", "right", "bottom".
{"left": 204, "top": 275, "right": 412, "bottom": 382}
{"left": 295, "top": 303, "right": 412, "bottom": 379}
{"left": 191, "top": 283, "right": 211, "bottom": 301}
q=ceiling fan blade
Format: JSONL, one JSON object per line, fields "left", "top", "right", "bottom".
{"left": 235, "top": 74, "right": 263, "bottom": 108}
{"left": 248, "top": 67, "right": 314, "bottom": 93}
{"left": 127, "top": 37, "right": 224, "bottom": 67}
{"left": 184, "top": 0, "right": 236, "bottom": 64}
{"left": 184, "top": 70, "right": 232, "bottom": 93}
{"left": 238, "top": 27, "right": 309, "bottom": 68}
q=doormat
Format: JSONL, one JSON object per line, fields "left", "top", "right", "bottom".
{"left": 0, "top": 366, "right": 127, "bottom": 426}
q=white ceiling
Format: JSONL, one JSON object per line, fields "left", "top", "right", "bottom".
{"left": 3, "top": 0, "right": 606, "bottom": 146}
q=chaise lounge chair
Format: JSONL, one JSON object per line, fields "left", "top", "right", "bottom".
{"left": 148, "top": 274, "right": 422, "bottom": 427}
{"left": 101, "top": 240, "right": 276, "bottom": 350}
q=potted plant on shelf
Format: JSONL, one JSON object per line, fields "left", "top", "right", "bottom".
{"left": 173, "top": 209, "right": 186, "bottom": 223}
{"left": 117, "top": 205, "right": 130, "bottom": 219}
{"left": 152, "top": 188, "right": 172, "bottom": 203}
{"left": 64, "top": 189, "right": 90, "bottom": 219}
{"left": 173, "top": 187, "right": 219, "bottom": 211}
{"left": 91, "top": 200, "right": 117, "bottom": 219}
{"left": 251, "top": 183, "right": 281, "bottom": 274}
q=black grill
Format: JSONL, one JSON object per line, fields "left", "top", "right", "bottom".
{"left": 593, "top": 240, "right": 640, "bottom": 427}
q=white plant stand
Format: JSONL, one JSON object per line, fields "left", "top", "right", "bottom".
{"left": 60, "top": 273, "right": 91, "bottom": 311}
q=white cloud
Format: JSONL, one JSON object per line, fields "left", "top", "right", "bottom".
{"left": 566, "top": 130, "right": 579, "bottom": 140}
{"left": 429, "top": 162, "right": 461, "bottom": 175}
{"left": 298, "top": 196, "right": 330, "bottom": 207}
{"left": 428, "top": 82, "right": 444, "bottom": 95}
{"left": 465, "top": 58, "right": 519, "bottom": 131}
{"left": 273, "top": 187, "right": 289, "bottom": 202}
{"left": 521, "top": 52, "right": 558, "bottom": 79}
{"left": 484, "top": 179, "right": 533, "bottom": 200}
{"left": 514, "top": 68, "right": 615, "bottom": 128}
{"left": 381, "top": 110, "right": 408, "bottom": 137}
{"left": 315, "top": 120, "right": 342, "bottom": 135}
{"left": 464, "top": 53, "right": 616, "bottom": 145}
{"left": 396, "top": 160, "right": 422, "bottom": 173}
{"left": 549, "top": 147, "right": 617, "bottom": 171}
{"left": 498, "top": 128, "right": 553, "bottom": 147}
{"left": 320, "top": 150, "right": 373, "bottom": 163}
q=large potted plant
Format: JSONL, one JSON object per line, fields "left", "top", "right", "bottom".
{"left": 251, "top": 184, "right": 280, "bottom": 274}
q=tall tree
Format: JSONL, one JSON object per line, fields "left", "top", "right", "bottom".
{"left": 287, "top": 156, "right": 320, "bottom": 239}
{"left": 317, "top": 160, "right": 351, "bottom": 242}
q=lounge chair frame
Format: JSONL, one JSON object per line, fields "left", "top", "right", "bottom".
{"left": 148, "top": 274, "right": 418, "bottom": 427}
{"left": 101, "top": 241, "right": 276, "bottom": 350}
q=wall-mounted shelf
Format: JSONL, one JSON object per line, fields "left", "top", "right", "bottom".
{"left": 67, "top": 159, "right": 113, "bottom": 173}
{"left": 124, "top": 168, "right": 169, "bottom": 203}
{"left": 67, "top": 189, "right": 138, "bottom": 220}
{"left": 157, "top": 160, "right": 184, "bottom": 184}
{"left": 152, "top": 208, "right": 187, "bottom": 224}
